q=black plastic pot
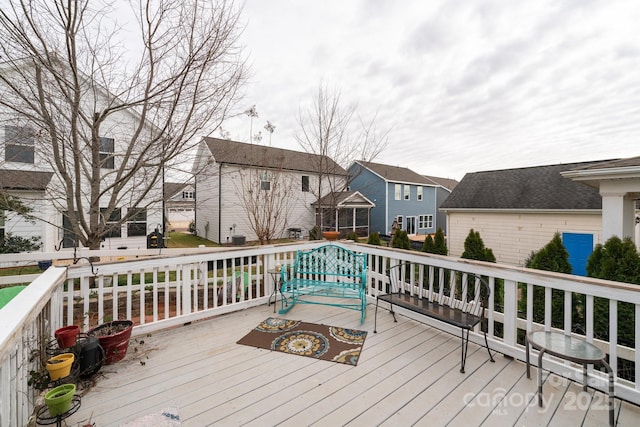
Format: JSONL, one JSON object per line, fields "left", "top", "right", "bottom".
{"left": 74, "top": 335, "right": 105, "bottom": 378}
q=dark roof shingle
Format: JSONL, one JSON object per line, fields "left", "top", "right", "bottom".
{"left": 0, "top": 170, "right": 54, "bottom": 191}
{"left": 357, "top": 161, "right": 433, "bottom": 185}
{"left": 440, "top": 161, "right": 603, "bottom": 210}
{"left": 203, "top": 137, "right": 346, "bottom": 175}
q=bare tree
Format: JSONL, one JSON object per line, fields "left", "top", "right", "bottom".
{"left": 296, "top": 81, "right": 389, "bottom": 233}
{"left": 234, "top": 165, "right": 296, "bottom": 245}
{"left": 0, "top": 0, "right": 246, "bottom": 249}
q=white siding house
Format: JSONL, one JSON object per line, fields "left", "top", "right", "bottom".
{"left": 440, "top": 161, "right": 606, "bottom": 274}
{"left": 0, "top": 68, "right": 163, "bottom": 253}
{"left": 193, "top": 137, "right": 346, "bottom": 244}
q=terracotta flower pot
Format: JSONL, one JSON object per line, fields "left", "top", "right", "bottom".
{"left": 46, "top": 353, "right": 75, "bottom": 381}
{"left": 44, "top": 383, "right": 76, "bottom": 416}
{"left": 55, "top": 325, "right": 80, "bottom": 348}
{"left": 322, "top": 231, "right": 340, "bottom": 241}
{"left": 88, "top": 320, "right": 134, "bottom": 364}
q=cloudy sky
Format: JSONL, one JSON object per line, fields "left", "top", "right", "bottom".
{"left": 220, "top": 0, "right": 640, "bottom": 180}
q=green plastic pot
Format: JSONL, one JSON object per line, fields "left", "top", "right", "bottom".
{"left": 44, "top": 383, "right": 75, "bottom": 416}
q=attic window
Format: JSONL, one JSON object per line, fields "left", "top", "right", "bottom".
{"left": 260, "top": 171, "right": 271, "bottom": 191}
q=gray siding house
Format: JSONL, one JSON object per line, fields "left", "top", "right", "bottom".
{"left": 348, "top": 161, "right": 454, "bottom": 236}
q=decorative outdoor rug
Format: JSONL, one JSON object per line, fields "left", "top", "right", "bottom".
{"left": 237, "top": 317, "right": 367, "bottom": 366}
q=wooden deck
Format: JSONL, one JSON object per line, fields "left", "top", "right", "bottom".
{"left": 64, "top": 302, "right": 640, "bottom": 426}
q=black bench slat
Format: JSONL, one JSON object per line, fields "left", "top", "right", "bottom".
{"left": 377, "top": 293, "right": 482, "bottom": 330}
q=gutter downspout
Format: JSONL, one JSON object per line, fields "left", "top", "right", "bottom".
{"left": 218, "top": 163, "right": 222, "bottom": 243}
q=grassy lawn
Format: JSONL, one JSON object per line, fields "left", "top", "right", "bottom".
{"left": 165, "top": 232, "right": 219, "bottom": 248}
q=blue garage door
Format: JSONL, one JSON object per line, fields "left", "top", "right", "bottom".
{"left": 562, "top": 233, "right": 594, "bottom": 277}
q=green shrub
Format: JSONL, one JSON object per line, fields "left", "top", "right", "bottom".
{"left": 346, "top": 231, "right": 359, "bottom": 242}
{"left": 461, "top": 229, "right": 495, "bottom": 262}
{"left": 391, "top": 230, "right": 411, "bottom": 250}
{"left": 367, "top": 232, "right": 381, "bottom": 246}
{"left": 0, "top": 234, "right": 41, "bottom": 253}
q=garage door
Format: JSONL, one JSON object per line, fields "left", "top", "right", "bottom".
{"left": 562, "top": 232, "right": 594, "bottom": 277}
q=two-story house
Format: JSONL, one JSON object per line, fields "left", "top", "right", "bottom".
{"left": 1, "top": 74, "right": 164, "bottom": 252}
{"left": 164, "top": 182, "right": 196, "bottom": 232}
{"left": 348, "top": 161, "right": 454, "bottom": 237}
{"left": 193, "top": 137, "right": 347, "bottom": 243}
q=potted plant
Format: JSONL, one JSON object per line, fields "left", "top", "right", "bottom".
{"left": 44, "top": 383, "right": 76, "bottom": 416}
{"left": 322, "top": 230, "right": 340, "bottom": 241}
{"left": 88, "top": 320, "right": 134, "bottom": 364}
{"left": 54, "top": 325, "right": 80, "bottom": 348}
{"left": 46, "top": 353, "right": 74, "bottom": 381}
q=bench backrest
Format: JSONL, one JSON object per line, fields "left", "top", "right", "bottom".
{"left": 388, "top": 263, "right": 490, "bottom": 318}
{"left": 293, "top": 244, "right": 367, "bottom": 284}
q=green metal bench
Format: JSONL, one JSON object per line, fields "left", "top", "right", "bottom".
{"left": 278, "top": 244, "right": 367, "bottom": 323}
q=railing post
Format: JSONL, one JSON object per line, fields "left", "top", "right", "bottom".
{"left": 502, "top": 279, "right": 518, "bottom": 351}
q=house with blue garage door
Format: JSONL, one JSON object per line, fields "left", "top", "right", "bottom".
{"left": 439, "top": 160, "right": 615, "bottom": 274}
{"left": 347, "top": 161, "right": 456, "bottom": 238}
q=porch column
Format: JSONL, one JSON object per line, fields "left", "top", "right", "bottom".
{"left": 600, "top": 191, "right": 636, "bottom": 243}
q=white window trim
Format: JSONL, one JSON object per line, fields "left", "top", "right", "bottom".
{"left": 404, "top": 185, "right": 410, "bottom": 201}
{"left": 394, "top": 184, "right": 401, "bottom": 200}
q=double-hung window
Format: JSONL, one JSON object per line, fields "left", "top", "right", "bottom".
{"left": 127, "top": 207, "right": 147, "bottom": 237}
{"left": 419, "top": 214, "right": 433, "bottom": 229}
{"left": 101, "top": 207, "right": 122, "bottom": 238}
{"left": 394, "top": 184, "right": 401, "bottom": 200}
{"left": 301, "top": 175, "right": 310, "bottom": 192}
{"left": 404, "top": 185, "right": 410, "bottom": 200}
{"left": 417, "top": 186, "right": 423, "bottom": 201}
{"left": 99, "top": 137, "right": 115, "bottom": 169}
{"left": 5, "top": 125, "right": 35, "bottom": 163}
{"left": 260, "top": 171, "right": 271, "bottom": 191}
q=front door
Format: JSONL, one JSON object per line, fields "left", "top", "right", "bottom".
{"left": 406, "top": 216, "right": 416, "bottom": 234}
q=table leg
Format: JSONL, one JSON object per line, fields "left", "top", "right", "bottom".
{"left": 537, "top": 349, "right": 546, "bottom": 407}
{"left": 601, "top": 359, "right": 615, "bottom": 427}
{"left": 526, "top": 338, "right": 531, "bottom": 379}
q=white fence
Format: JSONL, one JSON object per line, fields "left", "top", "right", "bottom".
{"left": 1, "top": 241, "right": 639, "bottom": 426}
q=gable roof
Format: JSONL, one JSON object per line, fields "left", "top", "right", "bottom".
{"left": 0, "top": 170, "right": 54, "bottom": 191}
{"left": 311, "top": 191, "right": 375, "bottom": 208}
{"left": 164, "top": 182, "right": 191, "bottom": 199}
{"left": 440, "top": 161, "right": 604, "bottom": 210}
{"left": 422, "top": 175, "right": 459, "bottom": 191}
{"left": 202, "top": 137, "right": 347, "bottom": 175}
{"left": 355, "top": 161, "right": 433, "bottom": 185}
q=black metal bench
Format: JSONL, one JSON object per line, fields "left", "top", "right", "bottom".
{"left": 374, "top": 263, "right": 495, "bottom": 373}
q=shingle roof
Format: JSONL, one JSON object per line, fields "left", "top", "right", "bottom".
{"left": 569, "top": 156, "right": 640, "bottom": 170}
{"left": 0, "top": 170, "right": 54, "bottom": 191}
{"left": 164, "top": 182, "right": 189, "bottom": 199}
{"left": 357, "top": 161, "right": 433, "bottom": 185}
{"left": 203, "top": 137, "right": 346, "bottom": 175}
{"left": 422, "top": 175, "right": 459, "bottom": 191}
{"left": 440, "top": 161, "right": 604, "bottom": 210}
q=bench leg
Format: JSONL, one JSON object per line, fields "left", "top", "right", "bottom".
{"left": 460, "top": 328, "right": 470, "bottom": 373}
{"left": 373, "top": 298, "right": 396, "bottom": 333}
{"left": 483, "top": 331, "right": 495, "bottom": 363}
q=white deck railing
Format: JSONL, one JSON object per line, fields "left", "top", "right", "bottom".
{"left": 1, "top": 241, "right": 639, "bottom": 426}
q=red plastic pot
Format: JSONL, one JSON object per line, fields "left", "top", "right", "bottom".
{"left": 88, "top": 320, "right": 134, "bottom": 364}
{"left": 54, "top": 325, "right": 80, "bottom": 348}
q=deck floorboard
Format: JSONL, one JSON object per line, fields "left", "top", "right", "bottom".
{"left": 64, "top": 302, "right": 636, "bottom": 426}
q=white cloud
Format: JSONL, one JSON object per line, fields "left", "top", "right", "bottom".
{"left": 224, "top": 0, "right": 640, "bottom": 180}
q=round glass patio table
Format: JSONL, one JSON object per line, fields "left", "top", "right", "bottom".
{"left": 526, "top": 331, "right": 614, "bottom": 426}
